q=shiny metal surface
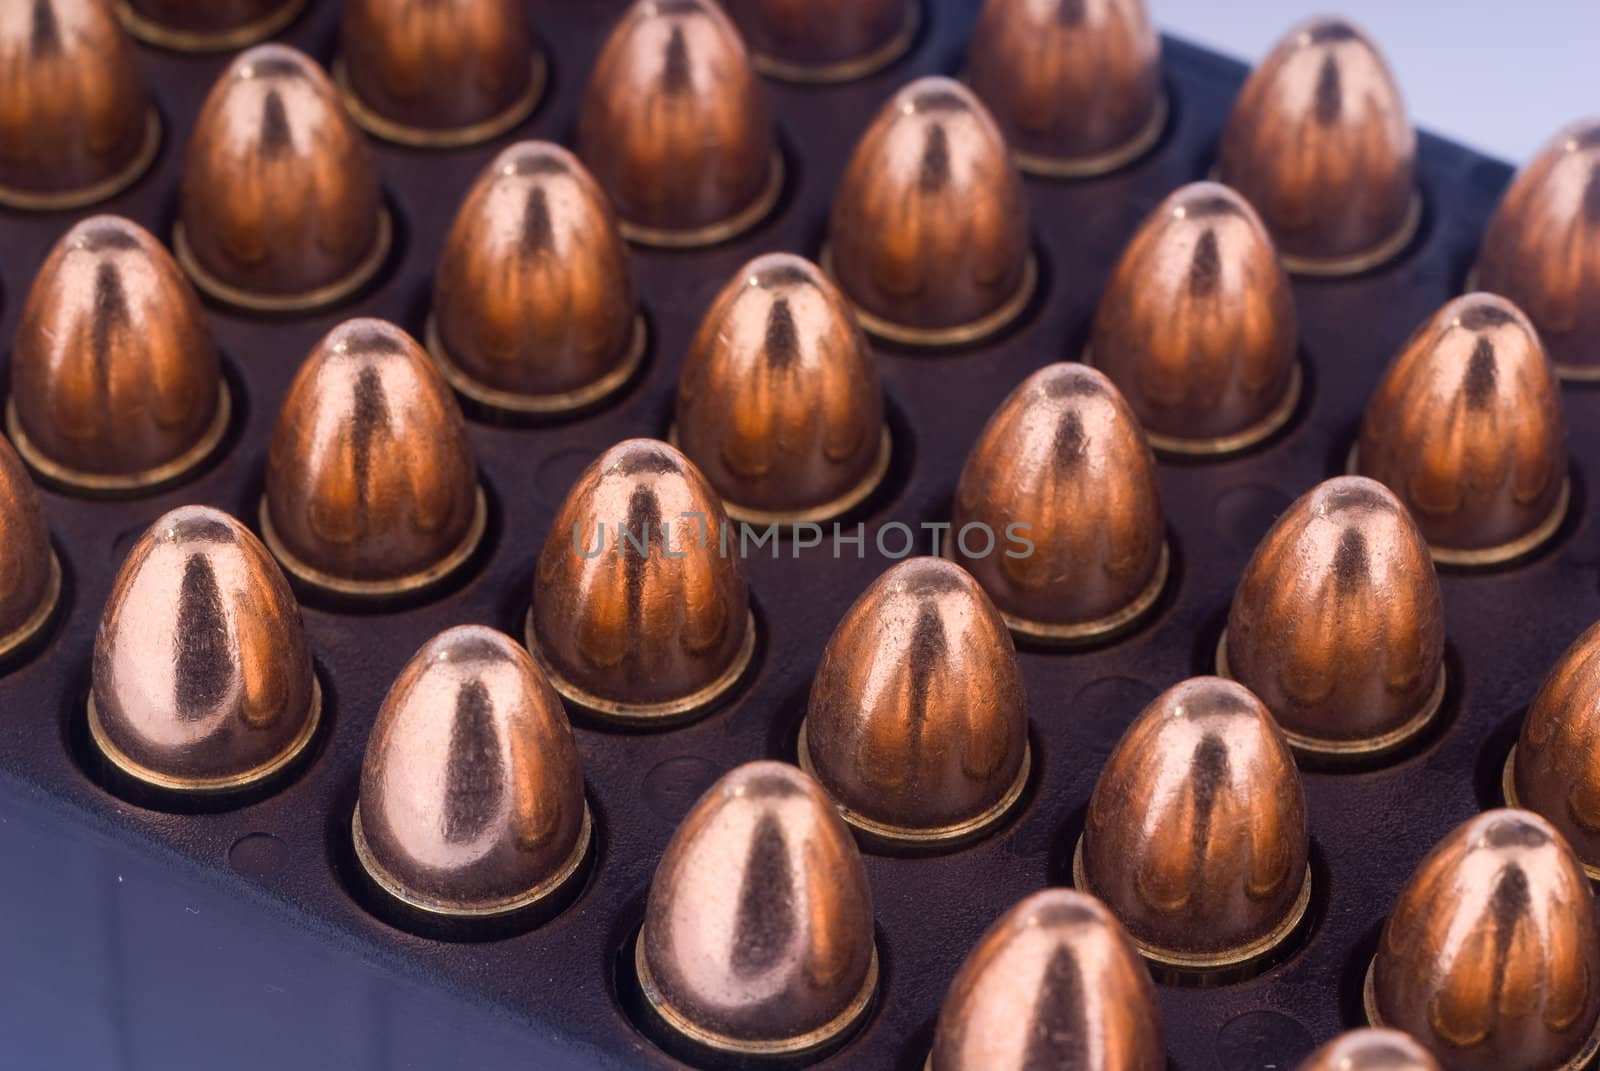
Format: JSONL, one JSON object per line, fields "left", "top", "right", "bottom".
{"left": 1089, "top": 182, "right": 1298, "bottom": 453}
{"left": 429, "top": 141, "right": 643, "bottom": 414}
{"left": 176, "top": 44, "right": 388, "bottom": 311}
{"left": 7, "top": 216, "right": 228, "bottom": 492}
{"left": 799, "top": 557, "right": 1029, "bottom": 845}
{"left": 263, "top": 318, "right": 484, "bottom": 596}
{"left": 827, "top": 76, "right": 1034, "bottom": 345}
{"left": 526, "top": 438, "right": 754, "bottom": 721}
{"left": 0, "top": 0, "right": 157, "bottom": 210}
{"left": 1217, "top": 18, "right": 1418, "bottom": 274}
{"left": 0, "top": 436, "right": 59, "bottom": 657}
{"left": 1476, "top": 119, "right": 1600, "bottom": 380}
{"left": 1296, "top": 1029, "right": 1441, "bottom": 1071}
{"left": 353, "top": 626, "right": 590, "bottom": 917}
{"left": 1076, "top": 676, "right": 1310, "bottom": 972}
{"left": 337, "top": 0, "right": 543, "bottom": 147}
{"left": 675, "top": 253, "right": 888, "bottom": 523}
{"left": 951, "top": 362, "right": 1166, "bottom": 642}
{"left": 721, "top": 0, "right": 916, "bottom": 82}
{"left": 967, "top": 0, "right": 1164, "bottom": 176}
{"left": 928, "top": 888, "right": 1165, "bottom": 1071}
{"left": 577, "top": 0, "right": 779, "bottom": 246}
{"left": 117, "top": 0, "right": 304, "bottom": 51}
{"left": 1367, "top": 809, "right": 1600, "bottom": 1071}
{"left": 1355, "top": 292, "right": 1568, "bottom": 565}
{"left": 637, "top": 761, "right": 877, "bottom": 1057}
{"left": 1222, "top": 476, "right": 1445, "bottom": 757}
{"left": 1510, "top": 621, "right": 1600, "bottom": 878}
{"left": 88, "top": 506, "right": 319, "bottom": 792}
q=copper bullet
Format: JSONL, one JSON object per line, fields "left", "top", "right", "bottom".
{"left": 636, "top": 761, "right": 876, "bottom": 1058}
{"left": 262, "top": 318, "right": 486, "bottom": 598}
{"left": 828, "top": 76, "right": 1035, "bottom": 347}
{"left": 951, "top": 363, "right": 1166, "bottom": 644}
{"left": 525, "top": 438, "right": 755, "bottom": 722}
{"left": 1220, "top": 477, "right": 1446, "bottom": 759}
{"left": 1507, "top": 622, "right": 1600, "bottom": 879}
{"left": 967, "top": 0, "right": 1165, "bottom": 177}
{"left": 577, "top": 0, "right": 781, "bottom": 248}
{"left": 674, "top": 253, "right": 890, "bottom": 524}
{"left": 1217, "top": 18, "right": 1419, "bottom": 275}
{"left": 798, "top": 558, "right": 1029, "bottom": 848}
{"left": 116, "top": 0, "right": 303, "bottom": 51}
{"left": 929, "top": 889, "right": 1165, "bottom": 1071}
{"left": 175, "top": 45, "right": 390, "bottom": 313}
{"left": 88, "top": 505, "right": 321, "bottom": 795}
{"left": 427, "top": 141, "right": 645, "bottom": 416}
{"left": 0, "top": 0, "right": 160, "bottom": 211}
{"left": 353, "top": 626, "right": 590, "bottom": 922}
{"left": 7, "top": 216, "right": 229, "bottom": 494}
{"left": 721, "top": 0, "right": 918, "bottom": 83}
{"left": 1089, "top": 182, "right": 1299, "bottom": 454}
{"left": 1075, "top": 677, "right": 1311, "bottom": 974}
{"left": 1355, "top": 293, "right": 1568, "bottom": 566}
{"left": 0, "top": 437, "right": 61, "bottom": 660}
{"left": 1296, "top": 1030, "right": 1440, "bottom": 1071}
{"left": 1476, "top": 119, "right": 1600, "bottom": 380}
{"left": 1366, "top": 809, "right": 1600, "bottom": 1071}
{"left": 336, "top": 0, "right": 544, "bottom": 148}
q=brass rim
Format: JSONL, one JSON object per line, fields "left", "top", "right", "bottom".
{"left": 0, "top": 552, "right": 60, "bottom": 659}
{"left": 333, "top": 52, "right": 546, "bottom": 149}
{"left": 525, "top": 607, "right": 757, "bottom": 723}
{"left": 1075, "top": 836, "right": 1312, "bottom": 971}
{"left": 353, "top": 801, "right": 591, "bottom": 918}
{"left": 426, "top": 314, "right": 647, "bottom": 416}
{"left": 116, "top": 0, "right": 304, "bottom": 51}
{"left": 259, "top": 486, "right": 487, "bottom": 597}
{"left": 6, "top": 381, "right": 231, "bottom": 494}
{"left": 798, "top": 725, "right": 1030, "bottom": 846}
{"left": 618, "top": 150, "right": 784, "bottom": 249}
{"left": 636, "top": 932, "right": 877, "bottom": 1057}
{"left": 948, "top": 540, "right": 1167, "bottom": 645}
{"left": 1280, "top": 192, "right": 1423, "bottom": 277}
{"left": 0, "top": 109, "right": 160, "bottom": 212}
{"left": 1013, "top": 92, "right": 1169, "bottom": 179}
{"left": 750, "top": 1, "right": 920, "bottom": 84}
{"left": 1120, "top": 361, "right": 1303, "bottom": 457}
{"left": 1501, "top": 746, "right": 1600, "bottom": 882}
{"left": 174, "top": 209, "right": 392, "bottom": 313}
{"left": 1216, "top": 630, "right": 1447, "bottom": 758}
{"left": 823, "top": 249, "right": 1038, "bottom": 348}
{"left": 87, "top": 676, "right": 322, "bottom": 793}
{"left": 663, "top": 425, "right": 893, "bottom": 527}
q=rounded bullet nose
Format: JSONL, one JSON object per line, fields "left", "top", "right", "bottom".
{"left": 117, "top": 0, "right": 304, "bottom": 51}
{"left": 799, "top": 558, "right": 1029, "bottom": 848}
{"left": 1091, "top": 182, "right": 1300, "bottom": 454}
{"left": 952, "top": 363, "right": 1167, "bottom": 644}
{"left": 1509, "top": 622, "right": 1600, "bottom": 878}
{"left": 88, "top": 506, "right": 320, "bottom": 795}
{"left": 1295, "top": 1030, "right": 1440, "bottom": 1071}
{"left": 0, "top": 437, "right": 60, "bottom": 658}
{"left": 967, "top": 0, "right": 1164, "bottom": 177}
{"left": 675, "top": 253, "right": 889, "bottom": 524}
{"left": 722, "top": 0, "right": 918, "bottom": 83}
{"left": 353, "top": 626, "right": 590, "bottom": 920}
{"left": 526, "top": 438, "right": 754, "bottom": 723}
{"left": 428, "top": 142, "right": 644, "bottom": 416}
{"left": 176, "top": 44, "right": 390, "bottom": 312}
{"left": 1476, "top": 119, "right": 1600, "bottom": 380}
{"left": 1356, "top": 293, "right": 1568, "bottom": 566}
{"left": 1222, "top": 476, "right": 1446, "bottom": 758}
{"left": 1218, "top": 18, "right": 1418, "bottom": 275}
{"left": 337, "top": 0, "right": 544, "bottom": 148}
{"left": 637, "top": 761, "right": 877, "bottom": 1058}
{"left": 0, "top": 0, "right": 159, "bottom": 210}
{"left": 1367, "top": 809, "right": 1600, "bottom": 1071}
{"left": 263, "top": 318, "right": 486, "bottom": 598}
{"left": 930, "top": 889, "right": 1165, "bottom": 1071}
{"left": 1076, "top": 677, "right": 1311, "bottom": 974}
{"left": 828, "top": 76, "right": 1035, "bottom": 346}
{"left": 577, "top": 0, "right": 780, "bottom": 247}
{"left": 8, "top": 216, "right": 229, "bottom": 494}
